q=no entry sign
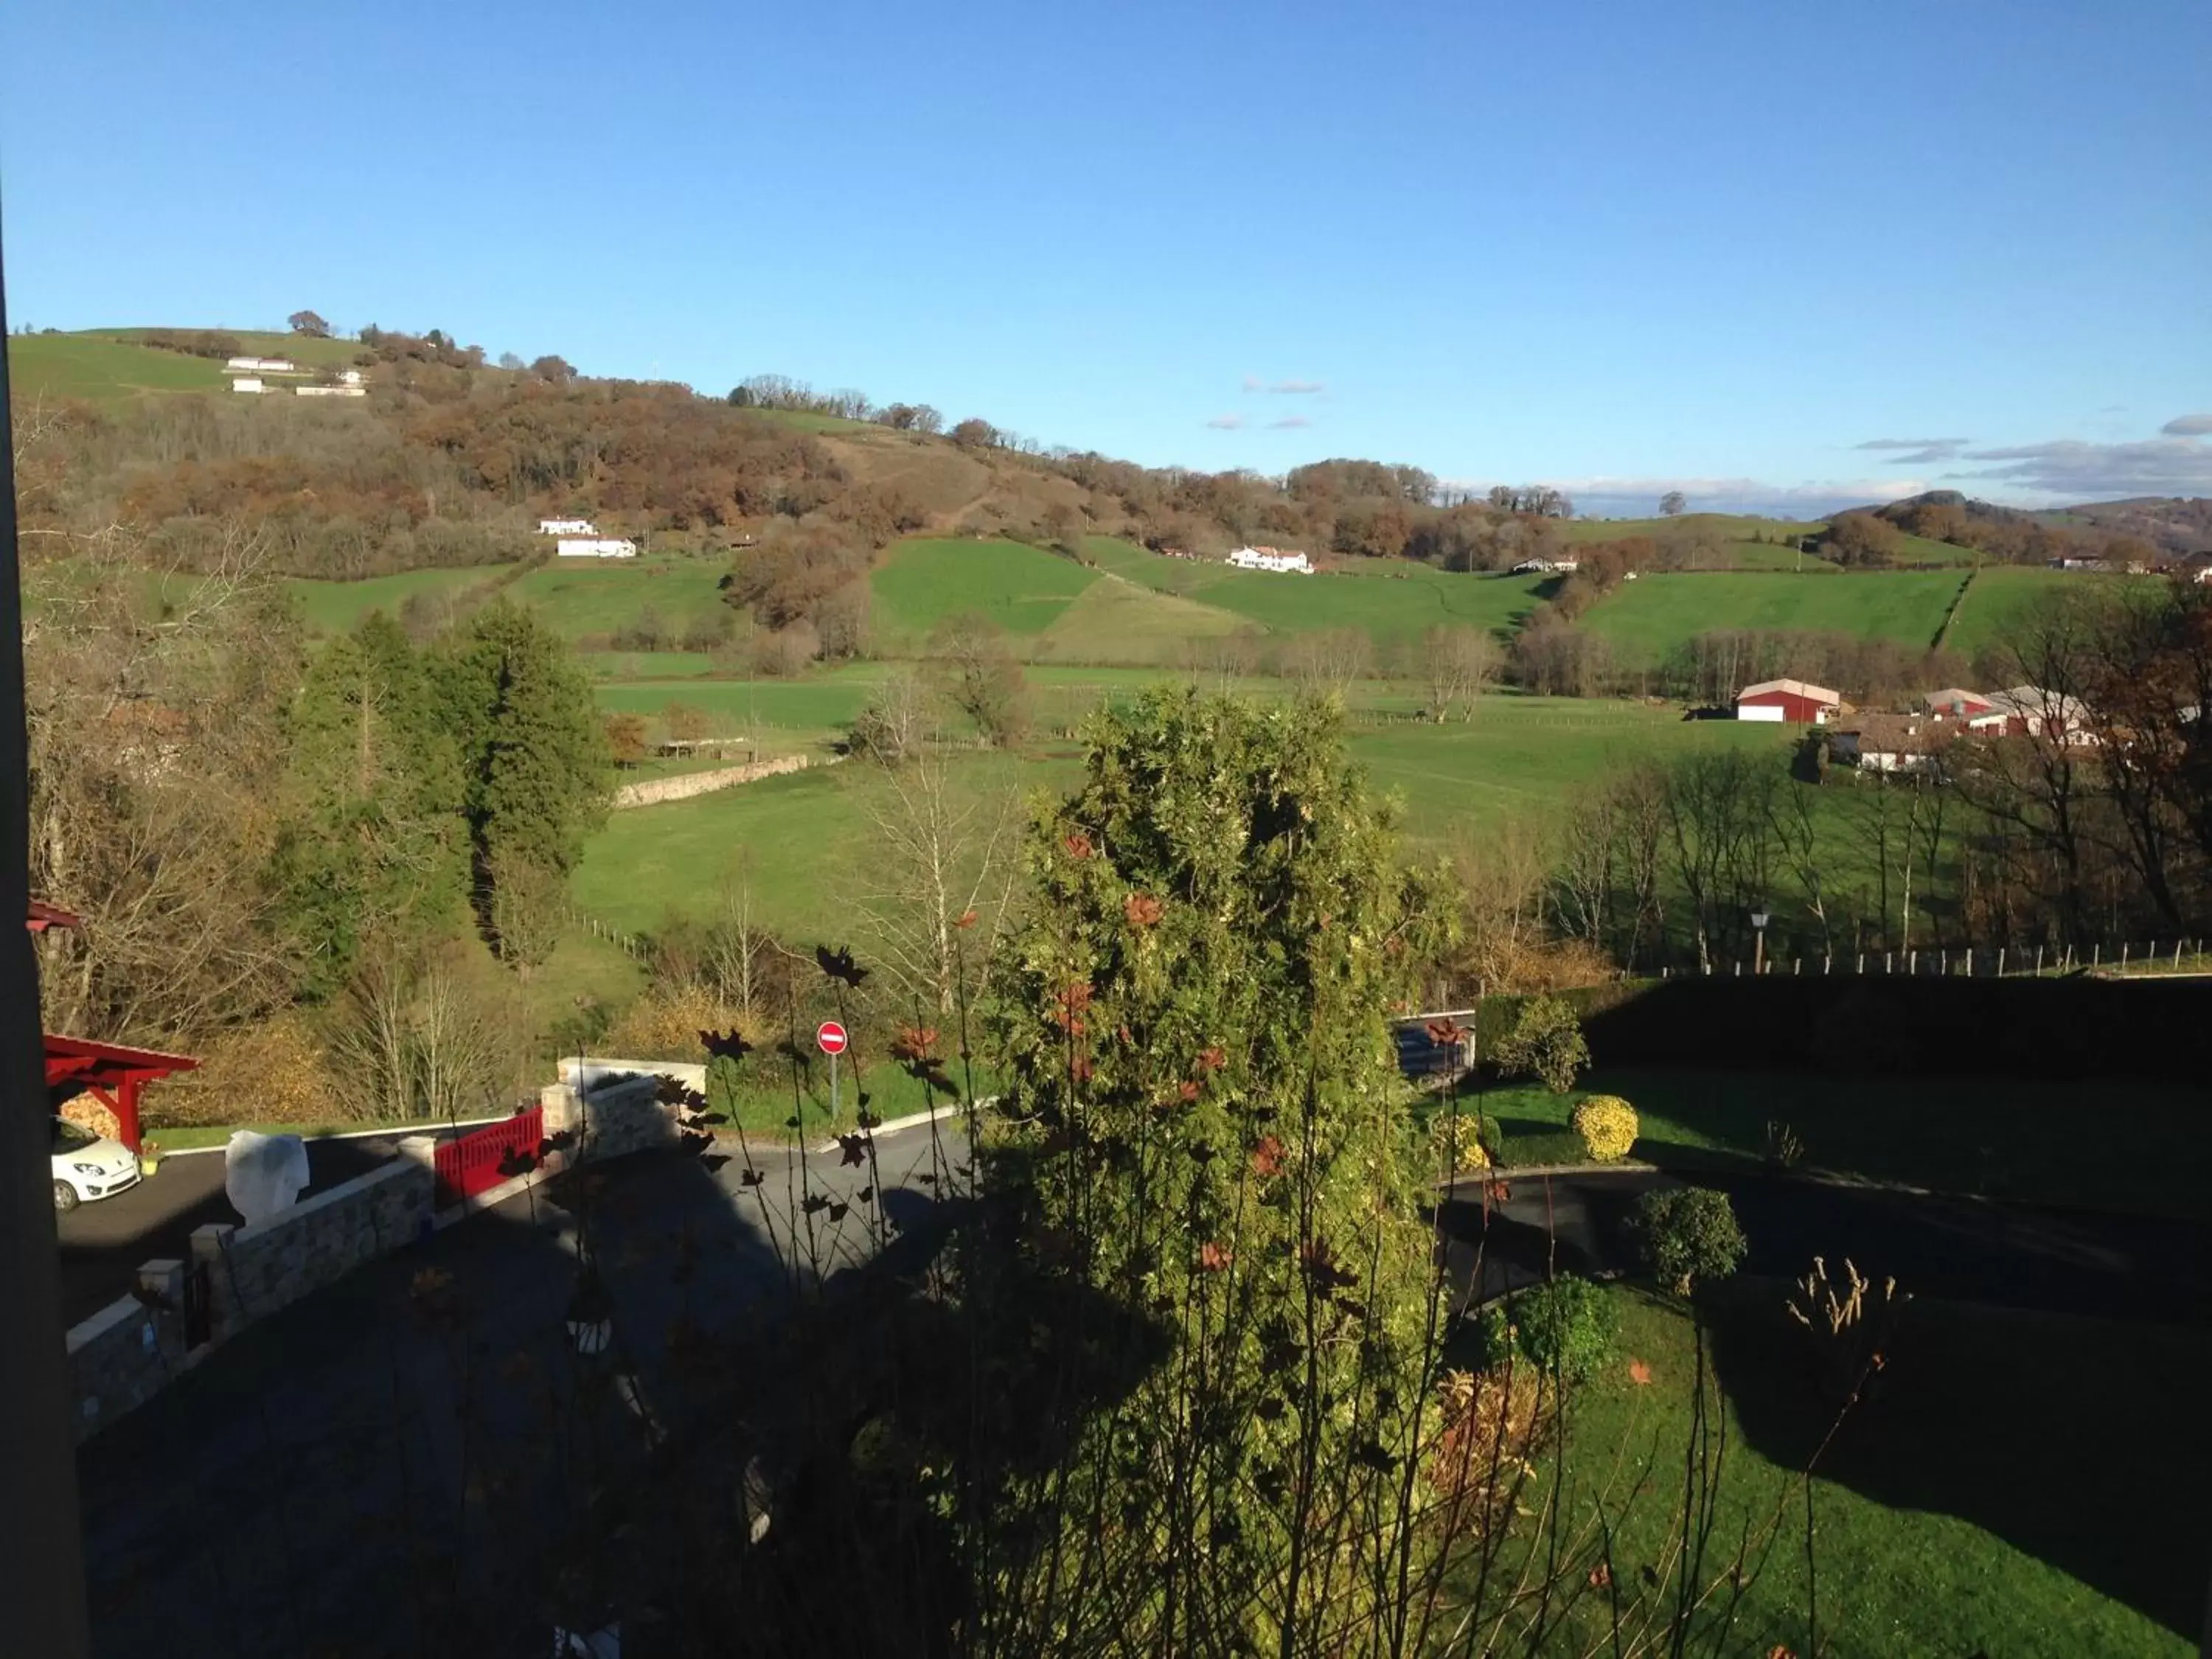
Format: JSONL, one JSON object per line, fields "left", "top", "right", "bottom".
{"left": 815, "top": 1020, "right": 849, "bottom": 1055}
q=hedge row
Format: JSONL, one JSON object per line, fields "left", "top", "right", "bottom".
{"left": 1468, "top": 976, "right": 2212, "bottom": 1082}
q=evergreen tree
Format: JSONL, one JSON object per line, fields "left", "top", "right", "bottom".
{"left": 274, "top": 613, "right": 467, "bottom": 996}
{"left": 435, "top": 604, "right": 608, "bottom": 956}
{"left": 975, "top": 686, "right": 1458, "bottom": 1650}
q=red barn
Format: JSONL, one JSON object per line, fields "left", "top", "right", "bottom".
{"left": 1735, "top": 678, "right": 1841, "bottom": 724}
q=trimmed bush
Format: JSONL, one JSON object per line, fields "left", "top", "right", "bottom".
{"left": 1478, "top": 1275, "right": 1617, "bottom": 1384}
{"left": 1630, "top": 1187, "right": 1747, "bottom": 1295}
{"left": 1490, "top": 995, "right": 1590, "bottom": 1093}
{"left": 1569, "top": 1093, "right": 1638, "bottom": 1162}
{"left": 1427, "top": 1108, "right": 1502, "bottom": 1175}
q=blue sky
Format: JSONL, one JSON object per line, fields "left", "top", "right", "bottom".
{"left": 4, "top": 0, "right": 2208, "bottom": 514}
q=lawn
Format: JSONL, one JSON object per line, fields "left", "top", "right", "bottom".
{"left": 1580, "top": 570, "right": 1968, "bottom": 660}
{"left": 871, "top": 538, "right": 1101, "bottom": 646}
{"left": 1029, "top": 575, "right": 1252, "bottom": 665}
{"left": 1489, "top": 1281, "right": 2210, "bottom": 1657}
{"left": 1452, "top": 1066, "right": 2212, "bottom": 1218}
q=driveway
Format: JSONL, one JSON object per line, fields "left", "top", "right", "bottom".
{"left": 58, "top": 1132, "right": 454, "bottom": 1329}
{"left": 77, "top": 1115, "right": 965, "bottom": 1659}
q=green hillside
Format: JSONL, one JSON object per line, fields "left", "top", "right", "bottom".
{"left": 1579, "top": 570, "right": 1968, "bottom": 658}
{"left": 1084, "top": 538, "right": 1548, "bottom": 644}
{"left": 1941, "top": 565, "right": 2140, "bottom": 658}
{"left": 1560, "top": 512, "right": 1823, "bottom": 543}
{"left": 288, "top": 565, "right": 521, "bottom": 634}
{"left": 870, "top": 538, "right": 1100, "bottom": 644}
{"left": 9, "top": 327, "right": 364, "bottom": 402}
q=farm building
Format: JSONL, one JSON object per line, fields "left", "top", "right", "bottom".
{"left": 222, "top": 355, "right": 299, "bottom": 375}
{"left": 1510, "top": 557, "right": 1580, "bottom": 574}
{"left": 295, "top": 385, "right": 366, "bottom": 397}
{"left": 1986, "top": 685, "right": 2093, "bottom": 741}
{"left": 1919, "top": 687, "right": 2009, "bottom": 733}
{"left": 230, "top": 378, "right": 265, "bottom": 394}
{"left": 539, "top": 518, "right": 599, "bottom": 536}
{"left": 1227, "top": 546, "right": 1313, "bottom": 574}
{"left": 1829, "top": 713, "right": 1952, "bottom": 776}
{"left": 1735, "top": 678, "right": 1841, "bottom": 724}
{"left": 557, "top": 538, "right": 637, "bottom": 559}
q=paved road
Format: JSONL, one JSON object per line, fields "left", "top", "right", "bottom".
{"left": 58, "top": 1133, "right": 451, "bottom": 1328}
{"left": 77, "top": 1116, "right": 966, "bottom": 1659}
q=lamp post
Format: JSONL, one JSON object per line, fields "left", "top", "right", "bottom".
{"left": 1750, "top": 907, "right": 1770, "bottom": 975}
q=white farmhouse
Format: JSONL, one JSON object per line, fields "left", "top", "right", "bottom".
{"left": 223, "top": 355, "right": 302, "bottom": 375}
{"left": 1227, "top": 546, "right": 1314, "bottom": 574}
{"left": 539, "top": 518, "right": 599, "bottom": 536}
{"left": 231, "top": 378, "right": 265, "bottom": 394}
{"left": 557, "top": 538, "right": 638, "bottom": 559}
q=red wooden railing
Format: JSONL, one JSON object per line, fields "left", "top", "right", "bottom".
{"left": 433, "top": 1105, "right": 545, "bottom": 1208}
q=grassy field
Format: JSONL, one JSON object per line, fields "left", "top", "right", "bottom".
{"left": 288, "top": 565, "right": 521, "bottom": 634}
{"left": 1581, "top": 570, "right": 1969, "bottom": 658}
{"left": 1941, "top": 563, "right": 2137, "bottom": 658}
{"left": 10, "top": 327, "right": 366, "bottom": 401}
{"left": 1457, "top": 1067, "right": 2211, "bottom": 1217}
{"left": 872, "top": 538, "right": 1100, "bottom": 645}
{"left": 1085, "top": 537, "right": 1549, "bottom": 647}
{"left": 1503, "top": 1281, "right": 2209, "bottom": 1657}
{"left": 1346, "top": 702, "right": 1784, "bottom": 837}
{"left": 1560, "top": 513, "right": 1826, "bottom": 544}
{"left": 503, "top": 554, "right": 728, "bottom": 641}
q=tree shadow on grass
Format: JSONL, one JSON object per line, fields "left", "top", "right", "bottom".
{"left": 1705, "top": 1277, "right": 2212, "bottom": 1640}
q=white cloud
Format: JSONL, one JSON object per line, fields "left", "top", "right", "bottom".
{"left": 1267, "top": 415, "right": 1312, "bottom": 430}
{"left": 1947, "top": 434, "right": 2212, "bottom": 501}
{"left": 2160, "top": 412, "right": 2212, "bottom": 437}
{"left": 1206, "top": 413, "right": 1247, "bottom": 431}
{"left": 1267, "top": 378, "right": 1325, "bottom": 395}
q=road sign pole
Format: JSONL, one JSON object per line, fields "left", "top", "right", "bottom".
{"left": 830, "top": 1048, "right": 839, "bottom": 1122}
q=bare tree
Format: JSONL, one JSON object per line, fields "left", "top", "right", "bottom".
{"left": 855, "top": 757, "right": 1017, "bottom": 1014}
{"left": 1422, "top": 624, "right": 1500, "bottom": 720}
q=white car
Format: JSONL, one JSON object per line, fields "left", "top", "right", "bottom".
{"left": 52, "top": 1117, "right": 142, "bottom": 1212}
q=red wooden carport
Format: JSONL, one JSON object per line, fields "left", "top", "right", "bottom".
{"left": 44, "top": 1035, "right": 198, "bottom": 1154}
{"left": 28, "top": 899, "right": 199, "bottom": 1152}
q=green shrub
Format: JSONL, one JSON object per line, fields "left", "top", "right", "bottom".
{"left": 1478, "top": 1276, "right": 1617, "bottom": 1384}
{"left": 1630, "top": 1187, "right": 1748, "bottom": 1295}
{"left": 1489, "top": 995, "right": 1590, "bottom": 1093}
{"left": 1568, "top": 1093, "right": 1638, "bottom": 1161}
{"left": 1427, "top": 1107, "right": 1503, "bottom": 1175}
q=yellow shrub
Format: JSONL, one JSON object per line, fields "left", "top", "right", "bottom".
{"left": 602, "top": 984, "right": 748, "bottom": 1062}
{"left": 1569, "top": 1094, "right": 1638, "bottom": 1162}
{"left": 1428, "top": 1112, "right": 1492, "bottom": 1175}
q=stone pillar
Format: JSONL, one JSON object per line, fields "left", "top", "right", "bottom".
{"left": 540, "top": 1082, "right": 583, "bottom": 1140}
{"left": 136, "top": 1258, "right": 184, "bottom": 1312}
{"left": 396, "top": 1134, "right": 439, "bottom": 1171}
{"left": 189, "top": 1222, "right": 236, "bottom": 1342}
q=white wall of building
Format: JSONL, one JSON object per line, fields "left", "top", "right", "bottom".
{"left": 556, "top": 538, "right": 638, "bottom": 558}
{"left": 1735, "top": 703, "right": 1785, "bottom": 723}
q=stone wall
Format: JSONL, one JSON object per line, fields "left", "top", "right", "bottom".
{"left": 611, "top": 752, "right": 820, "bottom": 810}
{"left": 559, "top": 1055, "right": 706, "bottom": 1096}
{"left": 66, "top": 1261, "right": 189, "bottom": 1444}
{"left": 540, "top": 1072, "right": 678, "bottom": 1163}
{"left": 192, "top": 1159, "right": 434, "bottom": 1343}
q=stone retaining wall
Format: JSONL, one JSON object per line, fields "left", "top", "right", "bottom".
{"left": 66, "top": 1261, "right": 189, "bottom": 1444}
{"left": 193, "top": 1160, "right": 434, "bottom": 1343}
{"left": 611, "top": 752, "right": 818, "bottom": 809}
{"left": 541, "top": 1071, "right": 678, "bottom": 1162}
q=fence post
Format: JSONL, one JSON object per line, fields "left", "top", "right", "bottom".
{"left": 1996, "top": 947, "right": 2004, "bottom": 976}
{"left": 1823, "top": 953, "right": 1832, "bottom": 975}
{"left": 1966, "top": 947, "right": 1973, "bottom": 977}
{"left": 2121, "top": 942, "right": 2129, "bottom": 973}
{"left": 1909, "top": 950, "right": 1917, "bottom": 975}
{"left": 2093, "top": 943, "right": 2101, "bottom": 969}
{"left": 2034, "top": 945, "right": 2042, "bottom": 974}
{"left": 1941, "top": 949, "right": 1949, "bottom": 976}
{"left": 1856, "top": 953, "right": 1864, "bottom": 974}
{"left": 1733, "top": 960, "right": 1741, "bottom": 977}
{"left": 2176, "top": 939, "right": 2185, "bottom": 970}
{"left": 1884, "top": 952, "right": 1893, "bottom": 974}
